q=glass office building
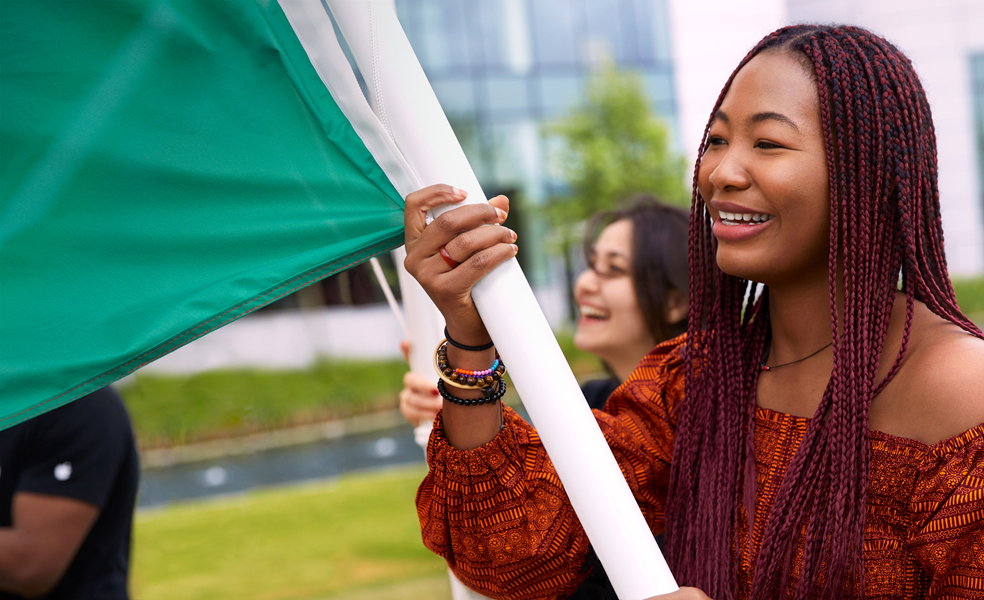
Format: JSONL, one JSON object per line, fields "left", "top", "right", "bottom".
{"left": 974, "top": 53, "right": 984, "bottom": 211}
{"left": 393, "top": 0, "right": 679, "bottom": 288}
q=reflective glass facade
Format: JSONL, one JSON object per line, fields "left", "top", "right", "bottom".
{"left": 973, "top": 53, "right": 984, "bottom": 211}
{"left": 394, "top": 0, "right": 678, "bottom": 285}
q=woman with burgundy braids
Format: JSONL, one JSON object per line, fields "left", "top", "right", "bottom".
{"left": 402, "top": 24, "right": 984, "bottom": 600}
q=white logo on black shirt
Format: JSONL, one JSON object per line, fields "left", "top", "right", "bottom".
{"left": 54, "top": 461, "right": 72, "bottom": 481}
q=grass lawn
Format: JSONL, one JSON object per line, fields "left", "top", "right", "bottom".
{"left": 120, "top": 359, "right": 409, "bottom": 448}
{"left": 132, "top": 465, "right": 452, "bottom": 600}
{"left": 120, "top": 334, "right": 602, "bottom": 449}
{"left": 953, "top": 276, "right": 984, "bottom": 324}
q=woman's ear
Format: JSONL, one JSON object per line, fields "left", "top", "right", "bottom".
{"left": 663, "top": 289, "right": 688, "bottom": 326}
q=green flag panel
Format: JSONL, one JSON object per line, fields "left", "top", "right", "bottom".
{"left": 0, "top": 0, "right": 406, "bottom": 427}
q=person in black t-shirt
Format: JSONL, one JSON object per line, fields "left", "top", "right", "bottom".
{"left": 0, "top": 387, "right": 139, "bottom": 599}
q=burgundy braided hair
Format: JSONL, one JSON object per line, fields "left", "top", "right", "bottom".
{"left": 664, "top": 24, "right": 984, "bottom": 599}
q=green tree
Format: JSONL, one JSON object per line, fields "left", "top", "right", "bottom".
{"left": 543, "top": 62, "right": 689, "bottom": 319}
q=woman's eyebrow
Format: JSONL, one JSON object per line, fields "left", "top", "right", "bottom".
{"left": 712, "top": 109, "right": 800, "bottom": 132}
{"left": 750, "top": 111, "right": 800, "bottom": 131}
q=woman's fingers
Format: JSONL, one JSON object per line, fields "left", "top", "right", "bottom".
{"left": 404, "top": 184, "right": 468, "bottom": 246}
{"left": 412, "top": 202, "right": 507, "bottom": 259}
{"left": 399, "top": 371, "right": 442, "bottom": 427}
{"left": 647, "top": 587, "right": 713, "bottom": 600}
{"left": 442, "top": 220, "right": 517, "bottom": 266}
{"left": 437, "top": 233, "right": 518, "bottom": 296}
{"left": 404, "top": 192, "right": 515, "bottom": 292}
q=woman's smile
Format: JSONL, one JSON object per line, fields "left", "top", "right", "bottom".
{"left": 711, "top": 200, "right": 776, "bottom": 241}
{"left": 697, "top": 50, "right": 830, "bottom": 287}
{"left": 577, "top": 303, "right": 610, "bottom": 322}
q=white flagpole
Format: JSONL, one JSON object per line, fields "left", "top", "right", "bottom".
{"left": 321, "top": 2, "right": 678, "bottom": 598}
{"left": 388, "top": 246, "right": 445, "bottom": 448}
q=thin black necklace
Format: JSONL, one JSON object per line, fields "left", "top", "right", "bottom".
{"left": 760, "top": 342, "right": 833, "bottom": 372}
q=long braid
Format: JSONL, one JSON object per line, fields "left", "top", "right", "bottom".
{"left": 666, "top": 24, "right": 984, "bottom": 599}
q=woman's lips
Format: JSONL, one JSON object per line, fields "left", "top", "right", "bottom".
{"left": 712, "top": 215, "right": 775, "bottom": 242}
{"left": 578, "top": 304, "right": 610, "bottom": 321}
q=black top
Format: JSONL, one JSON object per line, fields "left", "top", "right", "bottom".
{"left": 580, "top": 378, "right": 620, "bottom": 412}
{"left": 0, "top": 387, "right": 139, "bottom": 600}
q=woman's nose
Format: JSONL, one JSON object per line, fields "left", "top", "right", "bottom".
{"left": 706, "top": 148, "right": 751, "bottom": 192}
{"left": 574, "top": 269, "right": 599, "bottom": 297}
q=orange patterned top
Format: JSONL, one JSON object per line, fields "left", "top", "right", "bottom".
{"left": 417, "top": 336, "right": 984, "bottom": 599}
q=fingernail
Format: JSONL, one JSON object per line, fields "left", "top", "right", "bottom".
{"left": 495, "top": 208, "right": 506, "bottom": 221}
{"left": 511, "top": 244, "right": 518, "bottom": 254}
{"left": 508, "top": 228, "right": 517, "bottom": 242}
{"left": 431, "top": 388, "right": 439, "bottom": 396}
{"left": 453, "top": 187, "right": 468, "bottom": 199}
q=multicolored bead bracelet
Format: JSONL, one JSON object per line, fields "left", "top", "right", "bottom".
{"left": 434, "top": 340, "right": 506, "bottom": 390}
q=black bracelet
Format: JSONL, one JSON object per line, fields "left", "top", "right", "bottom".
{"left": 444, "top": 326, "right": 494, "bottom": 352}
{"left": 437, "top": 378, "right": 507, "bottom": 406}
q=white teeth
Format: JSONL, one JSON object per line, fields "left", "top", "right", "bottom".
{"left": 579, "top": 305, "right": 609, "bottom": 319}
{"left": 719, "top": 211, "right": 774, "bottom": 225}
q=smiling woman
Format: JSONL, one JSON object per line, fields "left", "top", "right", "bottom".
{"left": 404, "top": 24, "right": 984, "bottom": 600}
{"left": 574, "top": 197, "right": 690, "bottom": 386}
{"left": 699, "top": 51, "right": 830, "bottom": 287}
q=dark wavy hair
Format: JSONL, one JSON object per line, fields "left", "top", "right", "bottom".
{"left": 663, "top": 24, "right": 984, "bottom": 599}
{"left": 582, "top": 195, "right": 690, "bottom": 345}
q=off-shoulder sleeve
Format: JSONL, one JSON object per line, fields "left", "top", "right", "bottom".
{"left": 416, "top": 336, "right": 687, "bottom": 599}
{"left": 906, "top": 424, "right": 984, "bottom": 599}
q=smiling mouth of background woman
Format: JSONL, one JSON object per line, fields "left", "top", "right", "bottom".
{"left": 578, "top": 305, "right": 610, "bottom": 321}
{"left": 718, "top": 211, "right": 774, "bottom": 226}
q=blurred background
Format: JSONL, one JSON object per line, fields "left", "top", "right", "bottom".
{"left": 117, "top": 1, "right": 984, "bottom": 598}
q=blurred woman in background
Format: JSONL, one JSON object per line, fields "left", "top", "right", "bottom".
{"left": 398, "top": 195, "right": 690, "bottom": 425}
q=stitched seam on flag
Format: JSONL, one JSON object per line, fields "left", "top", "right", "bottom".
{"left": 0, "top": 234, "right": 403, "bottom": 428}
{"left": 368, "top": 2, "right": 392, "bottom": 141}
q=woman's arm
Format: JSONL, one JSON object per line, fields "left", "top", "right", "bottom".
{"left": 402, "top": 185, "right": 517, "bottom": 449}
{"left": 416, "top": 338, "right": 688, "bottom": 599}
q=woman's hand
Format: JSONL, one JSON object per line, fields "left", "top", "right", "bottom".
{"left": 398, "top": 341, "right": 442, "bottom": 427}
{"left": 646, "top": 587, "right": 713, "bottom": 600}
{"left": 403, "top": 185, "right": 517, "bottom": 346}
{"left": 404, "top": 185, "right": 516, "bottom": 450}
{"left": 399, "top": 371, "right": 442, "bottom": 427}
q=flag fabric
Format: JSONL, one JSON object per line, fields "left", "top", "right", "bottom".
{"left": 0, "top": 0, "right": 413, "bottom": 428}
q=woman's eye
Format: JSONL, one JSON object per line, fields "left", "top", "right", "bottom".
{"left": 756, "top": 140, "right": 784, "bottom": 150}
{"left": 596, "top": 265, "right": 627, "bottom": 278}
{"left": 705, "top": 136, "right": 726, "bottom": 149}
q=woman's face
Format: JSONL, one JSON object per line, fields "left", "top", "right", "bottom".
{"left": 697, "top": 50, "right": 831, "bottom": 287}
{"left": 573, "top": 219, "right": 656, "bottom": 365}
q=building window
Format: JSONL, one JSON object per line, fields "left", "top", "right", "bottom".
{"left": 972, "top": 53, "right": 984, "bottom": 208}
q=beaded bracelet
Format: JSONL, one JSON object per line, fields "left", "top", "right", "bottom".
{"left": 440, "top": 342, "right": 502, "bottom": 382}
{"left": 437, "top": 378, "right": 507, "bottom": 406}
{"left": 434, "top": 340, "right": 506, "bottom": 389}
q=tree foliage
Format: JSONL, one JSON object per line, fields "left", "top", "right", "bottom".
{"left": 544, "top": 63, "right": 689, "bottom": 234}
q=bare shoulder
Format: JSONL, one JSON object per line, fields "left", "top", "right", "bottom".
{"left": 879, "top": 302, "right": 984, "bottom": 445}
{"left": 909, "top": 317, "right": 984, "bottom": 401}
